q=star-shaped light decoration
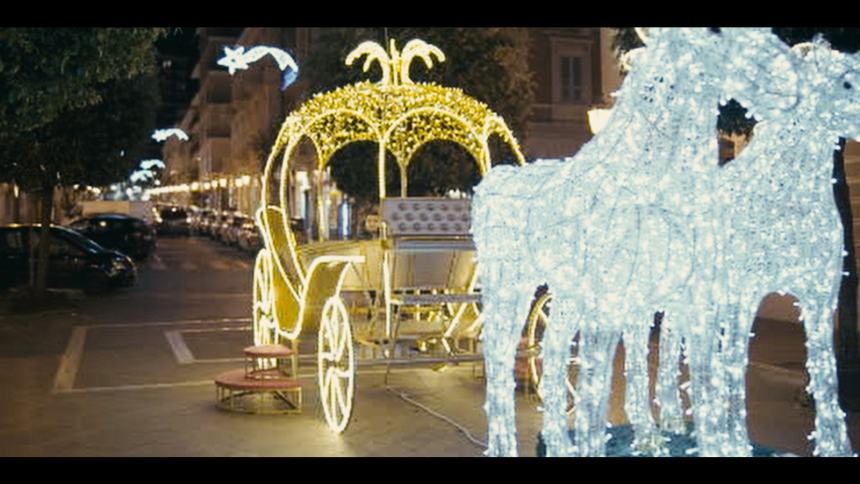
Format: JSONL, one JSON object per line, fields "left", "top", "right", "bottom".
{"left": 217, "top": 45, "right": 249, "bottom": 75}
{"left": 218, "top": 45, "right": 300, "bottom": 91}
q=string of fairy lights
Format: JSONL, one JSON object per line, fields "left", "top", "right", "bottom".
{"left": 473, "top": 27, "right": 856, "bottom": 458}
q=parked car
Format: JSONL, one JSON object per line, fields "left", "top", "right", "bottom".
{"left": 211, "top": 212, "right": 232, "bottom": 242}
{"left": 190, "top": 209, "right": 214, "bottom": 236}
{"left": 157, "top": 206, "right": 191, "bottom": 236}
{"left": 67, "top": 213, "right": 156, "bottom": 260}
{"left": 224, "top": 214, "right": 249, "bottom": 246}
{"left": 237, "top": 218, "right": 262, "bottom": 253}
{"left": 0, "top": 224, "right": 137, "bottom": 294}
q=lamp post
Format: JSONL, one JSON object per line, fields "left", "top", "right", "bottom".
{"left": 587, "top": 107, "right": 612, "bottom": 135}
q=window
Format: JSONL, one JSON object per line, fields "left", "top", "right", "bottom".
{"left": 551, "top": 39, "right": 592, "bottom": 106}
{"left": 0, "top": 230, "right": 24, "bottom": 255}
{"left": 69, "top": 220, "right": 90, "bottom": 232}
{"left": 560, "top": 56, "right": 584, "bottom": 103}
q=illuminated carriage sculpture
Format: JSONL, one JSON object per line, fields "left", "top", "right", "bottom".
{"left": 252, "top": 39, "right": 527, "bottom": 432}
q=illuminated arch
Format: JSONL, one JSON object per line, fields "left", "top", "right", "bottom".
{"left": 258, "top": 38, "right": 526, "bottom": 338}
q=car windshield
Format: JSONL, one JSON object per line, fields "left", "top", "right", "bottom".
{"left": 161, "top": 208, "right": 187, "bottom": 220}
{"left": 54, "top": 227, "right": 105, "bottom": 253}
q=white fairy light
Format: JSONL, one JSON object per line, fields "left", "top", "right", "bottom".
{"left": 151, "top": 128, "right": 189, "bottom": 142}
{"left": 140, "top": 159, "right": 166, "bottom": 170}
{"left": 707, "top": 36, "right": 858, "bottom": 457}
{"left": 471, "top": 28, "right": 836, "bottom": 457}
{"left": 218, "top": 45, "right": 300, "bottom": 90}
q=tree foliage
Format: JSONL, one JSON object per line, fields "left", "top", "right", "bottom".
{"left": 0, "top": 28, "right": 165, "bottom": 136}
{"left": 0, "top": 74, "right": 160, "bottom": 191}
{"left": 301, "top": 28, "right": 534, "bottom": 204}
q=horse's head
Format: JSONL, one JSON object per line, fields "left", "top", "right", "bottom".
{"left": 718, "top": 28, "right": 801, "bottom": 122}
{"left": 618, "top": 28, "right": 726, "bottom": 124}
{"left": 793, "top": 37, "right": 860, "bottom": 140}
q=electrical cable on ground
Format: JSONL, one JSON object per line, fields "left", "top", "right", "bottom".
{"left": 385, "top": 386, "right": 488, "bottom": 450}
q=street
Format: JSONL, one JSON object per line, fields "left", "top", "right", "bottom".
{"left": 0, "top": 236, "right": 858, "bottom": 456}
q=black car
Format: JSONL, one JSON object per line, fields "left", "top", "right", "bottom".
{"left": 0, "top": 224, "right": 137, "bottom": 294}
{"left": 157, "top": 206, "right": 191, "bottom": 236}
{"left": 68, "top": 213, "right": 156, "bottom": 260}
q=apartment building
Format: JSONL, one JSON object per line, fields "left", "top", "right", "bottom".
{"left": 525, "top": 28, "right": 621, "bottom": 158}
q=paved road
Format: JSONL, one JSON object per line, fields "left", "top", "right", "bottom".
{"left": 0, "top": 236, "right": 857, "bottom": 456}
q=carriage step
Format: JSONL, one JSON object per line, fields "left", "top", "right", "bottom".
{"left": 243, "top": 344, "right": 294, "bottom": 358}
{"left": 215, "top": 369, "right": 302, "bottom": 414}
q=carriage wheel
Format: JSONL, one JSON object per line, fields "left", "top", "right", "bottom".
{"left": 526, "top": 293, "right": 576, "bottom": 412}
{"left": 253, "top": 249, "right": 276, "bottom": 346}
{"left": 318, "top": 296, "right": 355, "bottom": 433}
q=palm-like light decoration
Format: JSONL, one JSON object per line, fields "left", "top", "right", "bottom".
{"left": 218, "top": 45, "right": 300, "bottom": 90}
{"left": 345, "top": 39, "right": 445, "bottom": 86}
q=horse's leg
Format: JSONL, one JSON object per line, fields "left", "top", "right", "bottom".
{"left": 716, "top": 302, "right": 754, "bottom": 456}
{"left": 573, "top": 326, "right": 621, "bottom": 456}
{"left": 685, "top": 310, "right": 725, "bottom": 456}
{"left": 655, "top": 312, "right": 686, "bottom": 434}
{"left": 539, "top": 298, "right": 579, "bottom": 456}
{"left": 481, "top": 262, "right": 534, "bottom": 457}
{"left": 624, "top": 321, "right": 667, "bottom": 455}
{"left": 799, "top": 296, "right": 853, "bottom": 456}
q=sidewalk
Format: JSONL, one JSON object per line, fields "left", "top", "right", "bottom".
{"left": 744, "top": 317, "right": 860, "bottom": 455}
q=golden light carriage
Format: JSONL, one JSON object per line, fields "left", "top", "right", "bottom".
{"left": 252, "top": 38, "right": 534, "bottom": 432}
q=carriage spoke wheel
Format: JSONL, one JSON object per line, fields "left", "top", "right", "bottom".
{"left": 253, "top": 249, "right": 276, "bottom": 346}
{"left": 318, "top": 296, "right": 355, "bottom": 433}
{"left": 526, "top": 293, "right": 576, "bottom": 413}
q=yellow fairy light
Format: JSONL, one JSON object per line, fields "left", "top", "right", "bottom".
{"left": 252, "top": 39, "right": 525, "bottom": 433}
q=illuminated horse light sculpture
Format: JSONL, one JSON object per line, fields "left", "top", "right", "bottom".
{"left": 700, "top": 38, "right": 860, "bottom": 457}
{"left": 472, "top": 28, "right": 800, "bottom": 457}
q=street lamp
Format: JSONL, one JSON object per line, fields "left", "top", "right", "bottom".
{"left": 587, "top": 107, "right": 612, "bottom": 135}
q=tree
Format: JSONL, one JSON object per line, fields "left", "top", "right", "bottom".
{"left": 0, "top": 28, "right": 163, "bottom": 296}
{"left": 301, "top": 28, "right": 534, "bottom": 209}
{"left": 0, "top": 74, "right": 160, "bottom": 294}
{"left": 0, "top": 28, "right": 165, "bottom": 136}
{"left": 613, "top": 28, "right": 860, "bottom": 402}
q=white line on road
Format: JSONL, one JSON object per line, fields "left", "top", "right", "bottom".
{"left": 209, "top": 260, "right": 232, "bottom": 271}
{"left": 165, "top": 330, "right": 195, "bottom": 365}
{"left": 53, "top": 326, "right": 88, "bottom": 393}
{"left": 85, "top": 317, "right": 251, "bottom": 329}
{"left": 749, "top": 361, "right": 805, "bottom": 383}
{"left": 180, "top": 261, "right": 198, "bottom": 271}
{"left": 149, "top": 254, "right": 167, "bottom": 271}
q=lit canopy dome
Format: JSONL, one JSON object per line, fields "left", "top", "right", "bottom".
{"left": 264, "top": 38, "right": 525, "bottom": 200}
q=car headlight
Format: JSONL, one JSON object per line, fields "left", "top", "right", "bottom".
{"left": 110, "top": 258, "right": 124, "bottom": 274}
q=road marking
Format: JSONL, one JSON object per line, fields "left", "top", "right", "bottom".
{"left": 749, "top": 361, "right": 805, "bottom": 383}
{"left": 53, "top": 326, "right": 88, "bottom": 393}
{"left": 114, "top": 292, "right": 250, "bottom": 300}
{"left": 165, "top": 330, "right": 195, "bottom": 365}
{"left": 85, "top": 317, "right": 251, "bottom": 329}
{"left": 149, "top": 254, "right": 167, "bottom": 271}
{"left": 209, "top": 260, "right": 232, "bottom": 271}
{"left": 180, "top": 261, "right": 199, "bottom": 271}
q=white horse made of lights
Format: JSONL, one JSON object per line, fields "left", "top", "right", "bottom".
{"left": 713, "top": 38, "right": 857, "bottom": 457}
{"left": 472, "top": 27, "right": 801, "bottom": 457}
